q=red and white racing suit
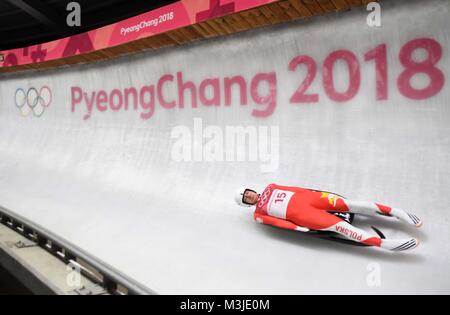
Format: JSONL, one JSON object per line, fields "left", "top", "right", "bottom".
{"left": 254, "top": 184, "right": 422, "bottom": 251}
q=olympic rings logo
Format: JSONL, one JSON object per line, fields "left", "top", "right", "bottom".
{"left": 258, "top": 186, "right": 272, "bottom": 208}
{"left": 14, "top": 86, "right": 52, "bottom": 117}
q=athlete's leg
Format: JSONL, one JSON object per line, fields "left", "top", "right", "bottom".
{"left": 300, "top": 210, "right": 419, "bottom": 252}
{"left": 341, "top": 199, "right": 422, "bottom": 228}
{"left": 298, "top": 210, "right": 381, "bottom": 246}
{"left": 309, "top": 191, "right": 422, "bottom": 227}
{"left": 326, "top": 218, "right": 420, "bottom": 252}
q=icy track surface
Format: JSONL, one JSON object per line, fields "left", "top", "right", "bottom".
{"left": 1, "top": 0, "right": 449, "bottom": 294}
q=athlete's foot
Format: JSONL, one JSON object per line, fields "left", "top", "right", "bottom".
{"left": 381, "top": 238, "right": 420, "bottom": 252}
{"left": 390, "top": 208, "right": 423, "bottom": 228}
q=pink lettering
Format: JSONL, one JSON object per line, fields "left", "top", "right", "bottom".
{"left": 199, "top": 78, "right": 220, "bottom": 106}
{"left": 177, "top": 72, "right": 197, "bottom": 108}
{"left": 139, "top": 85, "right": 155, "bottom": 120}
{"left": 96, "top": 91, "right": 108, "bottom": 112}
{"left": 69, "top": 71, "right": 280, "bottom": 120}
{"left": 71, "top": 87, "right": 83, "bottom": 113}
{"left": 158, "top": 74, "right": 176, "bottom": 109}
{"left": 110, "top": 89, "right": 123, "bottom": 111}
{"left": 124, "top": 87, "right": 138, "bottom": 110}
{"left": 250, "top": 72, "right": 277, "bottom": 117}
{"left": 224, "top": 76, "right": 247, "bottom": 106}
{"left": 83, "top": 91, "right": 96, "bottom": 120}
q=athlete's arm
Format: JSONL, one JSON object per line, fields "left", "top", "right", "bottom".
{"left": 254, "top": 213, "right": 310, "bottom": 232}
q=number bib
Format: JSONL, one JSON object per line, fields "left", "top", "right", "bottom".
{"left": 267, "top": 189, "right": 295, "bottom": 219}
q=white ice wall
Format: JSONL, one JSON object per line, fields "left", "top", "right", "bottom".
{"left": 1, "top": 0, "right": 449, "bottom": 293}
